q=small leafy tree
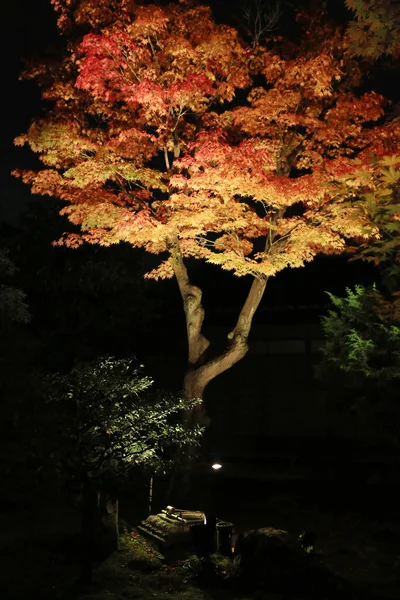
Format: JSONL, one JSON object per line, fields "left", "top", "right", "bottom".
{"left": 38, "top": 356, "right": 202, "bottom": 582}
{"left": 317, "top": 285, "right": 400, "bottom": 441}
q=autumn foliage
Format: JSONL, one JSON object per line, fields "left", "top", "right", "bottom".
{"left": 343, "top": 155, "right": 400, "bottom": 283}
{"left": 13, "top": 0, "right": 400, "bottom": 416}
{"left": 345, "top": 0, "right": 400, "bottom": 59}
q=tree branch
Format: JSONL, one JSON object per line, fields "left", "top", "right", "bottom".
{"left": 164, "top": 147, "right": 170, "bottom": 171}
{"left": 227, "top": 274, "right": 268, "bottom": 342}
{"left": 168, "top": 236, "right": 210, "bottom": 365}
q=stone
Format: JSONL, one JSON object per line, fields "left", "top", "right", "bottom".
{"left": 234, "top": 527, "right": 355, "bottom": 597}
{"left": 137, "top": 508, "right": 206, "bottom": 560}
{"left": 234, "top": 527, "right": 312, "bottom": 587}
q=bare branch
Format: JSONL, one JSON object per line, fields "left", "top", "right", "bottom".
{"left": 164, "top": 147, "right": 170, "bottom": 171}
{"left": 241, "top": 0, "right": 282, "bottom": 47}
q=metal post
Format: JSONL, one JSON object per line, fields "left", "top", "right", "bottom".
{"left": 148, "top": 476, "right": 153, "bottom": 515}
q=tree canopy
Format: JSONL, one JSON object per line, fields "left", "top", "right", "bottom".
{"left": 11, "top": 0, "right": 400, "bottom": 417}
{"left": 13, "top": 1, "right": 399, "bottom": 280}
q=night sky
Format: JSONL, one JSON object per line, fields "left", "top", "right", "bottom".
{"left": 1, "top": 0, "right": 383, "bottom": 312}
{"left": 2, "top": 0, "right": 60, "bottom": 222}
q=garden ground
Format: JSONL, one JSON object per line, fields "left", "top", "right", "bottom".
{"left": 1, "top": 480, "right": 400, "bottom": 600}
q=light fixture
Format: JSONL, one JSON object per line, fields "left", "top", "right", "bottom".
{"left": 211, "top": 462, "right": 223, "bottom": 470}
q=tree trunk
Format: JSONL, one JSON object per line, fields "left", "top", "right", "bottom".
{"left": 166, "top": 238, "right": 268, "bottom": 504}
{"left": 170, "top": 238, "right": 268, "bottom": 429}
{"left": 101, "top": 495, "right": 120, "bottom": 552}
{"left": 79, "top": 480, "right": 100, "bottom": 585}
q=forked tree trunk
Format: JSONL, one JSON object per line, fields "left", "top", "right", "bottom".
{"left": 169, "top": 238, "right": 268, "bottom": 429}
{"left": 166, "top": 239, "right": 268, "bottom": 505}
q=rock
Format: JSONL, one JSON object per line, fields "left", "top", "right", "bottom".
{"left": 234, "top": 527, "right": 311, "bottom": 584}
{"left": 234, "top": 527, "right": 355, "bottom": 598}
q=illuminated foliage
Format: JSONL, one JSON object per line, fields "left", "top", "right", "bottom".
{"left": 14, "top": 2, "right": 396, "bottom": 278}
{"left": 39, "top": 355, "right": 203, "bottom": 579}
{"left": 42, "top": 357, "right": 203, "bottom": 482}
{"left": 12, "top": 1, "right": 400, "bottom": 417}
{"left": 345, "top": 0, "right": 400, "bottom": 59}
{"left": 333, "top": 153, "right": 400, "bottom": 284}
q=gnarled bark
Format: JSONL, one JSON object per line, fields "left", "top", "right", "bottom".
{"left": 168, "top": 238, "right": 210, "bottom": 367}
{"left": 166, "top": 239, "right": 268, "bottom": 506}
{"left": 169, "top": 237, "right": 268, "bottom": 428}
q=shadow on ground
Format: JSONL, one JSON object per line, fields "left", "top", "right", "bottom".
{"left": 1, "top": 482, "right": 400, "bottom": 600}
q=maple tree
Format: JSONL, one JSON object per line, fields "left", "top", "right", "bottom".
{"left": 345, "top": 0, "right": 400, "bottom": 59}
{"left": 13, "top": 0, "right": 400, "bottom": 427}
{"left": 339, "top": 0, "right": 400, "bottom": 290}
